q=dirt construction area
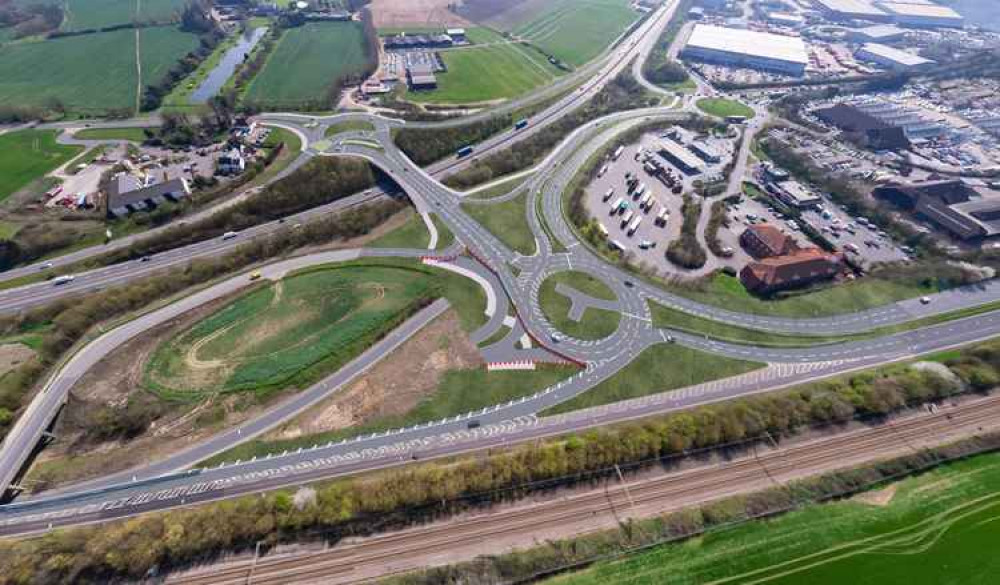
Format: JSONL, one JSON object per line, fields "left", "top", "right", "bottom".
{"left": 371, "top": 0, "right": 471, "bottom": 28}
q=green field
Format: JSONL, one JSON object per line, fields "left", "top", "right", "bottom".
{"left": 539, "top": 271, "right": 620, "bottom": 340}
{"left": 510, "top": 0, "right": 637, "bottom": 67}
{"left": 244, "top": 22, "right": 371, "bottom": 107}
{"left": 462, "top": 190, "right": 537, "bottom": 256}
{"left": 668, "top": 272, "right": 939, "bottom": 318}
{"left": 543, "top": 343, "right": 763, "bottom": 415}
{"left": 696, "top": 97, "right": 755, "bottom": 119}
{"left": 52, "top": 0, "right": 187, "bottom": 31}
{"left": 144, "top": 264, "right": 440, "bottom": 400}
{"left": 550, "top": 450, "right": 1000, "bottom": 584}
{"left": 324, "top": 120, "right": 376, "bottom": 137}
{"left": 0, "top": 26, "right": 199, "bottom": 112}
{"left": 408, "top": 31, "right": 564, "bottom": 104}
{"left": 0, "top": 130, "right": 82, "bottom": 203}
{"left": 73, "top": 127, "right": 154, "bottom": 142}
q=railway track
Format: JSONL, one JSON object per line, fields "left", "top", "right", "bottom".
{"left": 167, "top": 396, "right": 1000, "bottom": 585}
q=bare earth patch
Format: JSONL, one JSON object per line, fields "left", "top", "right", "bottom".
{"left": 268, "top": 309, "right": 481, "bottom": 439}
{"left": 852, "top": 484, "right": 898, "bottom": 507}
{"left": 371, "top": 0, "right": 471, "bottom": 28}
{"left": 0, "top": 343, "right": 36, "bottom": 376}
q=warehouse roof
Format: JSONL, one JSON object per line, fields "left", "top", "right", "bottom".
{"left": 853, "top": 24, "right": 907, "bottom": 38}
{"left": 685, "top": 24, "right": 809, "bottom": 65}
{"left": 655, "top": 139, "right": 705, "bottom": 171}
{"left": 858, "top": 43, "right": 934, "bottom": 67}
{"left": 877, "top": 2, "right": 963, "bottom": 19}
{"left": 813, "top": 0, "right": 887, "bottom": 17}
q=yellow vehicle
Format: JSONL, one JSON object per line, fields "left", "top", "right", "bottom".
{"left": 249, "top": 271, "right": 262, "bottom": 281}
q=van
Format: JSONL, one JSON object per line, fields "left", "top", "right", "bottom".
{"left": 52, "top": 275, "right": 75, "bottom": 286}
{"left": 222, "top": 231, "right": 239, "bottom": 240}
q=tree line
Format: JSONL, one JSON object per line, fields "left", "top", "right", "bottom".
{"left": 3, "top": 335, "right": 997, "bottom": 583}
{"left": 394, "top": 115, "right": 513, "bottom": 166}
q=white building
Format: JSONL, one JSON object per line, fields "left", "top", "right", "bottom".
{"left": 875, "top": 2, "right": 964, "bottom": 28}
{"left": 812, "top": 0, "right": 889, "bottom": 22}
{"left": 848, "top": 24, "right": 908, "bottom": 43}
{"left": 682, "top": 24, "right": 810, "bottom": 76}
{"left": 855, "top": 42, "right": 935, "bottom": 71}
{"left": 217, "top": 147, "right": 246, "bottom": 175}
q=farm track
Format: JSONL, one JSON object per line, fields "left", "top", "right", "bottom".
{"left": 166, "top": 396, "right": 1000, "bottom": 585}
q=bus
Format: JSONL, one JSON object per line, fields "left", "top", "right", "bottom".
{"left": 627, "top": 216, "right": 643, "bottom": 236}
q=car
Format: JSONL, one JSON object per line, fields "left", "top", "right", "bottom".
{"left": 39, "top": 262, "right": 53, "bottom": 270}
{"left": 665, "top": 334, "right": 675, "bottom": 343}
{"left": 550, "top": 332, "right": 563, "bottom": 343}
{"left": 249, "top": 271, "right": 262, "bottom": 281}
{"left": 920, "top": 296, "right": 932, "bottom": 305}
{"left": 139, "top": 256, "right": 152, "bottom": 263}
{"left": 624, "top": 280, "right": 634, "bottom": 288}
{"left": 638, "top": 240, "right": 656, "bottom": 250}
{"left": 467, "top": 420, "right": 481, "bottom": 429}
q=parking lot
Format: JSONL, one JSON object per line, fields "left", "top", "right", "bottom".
{"left": 582, "top": 132, "right": 742, "bottom": 277}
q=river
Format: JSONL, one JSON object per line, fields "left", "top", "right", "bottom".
{"left": 190, "top": 27, "right": 268, "bottom": 104}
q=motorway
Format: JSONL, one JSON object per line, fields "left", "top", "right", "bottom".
{"left": 1, "top": 0, "right": 1000, "bottom": 544}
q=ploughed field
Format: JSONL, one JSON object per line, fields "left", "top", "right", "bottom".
{"left": 144, "top": 265, "right": 439, "bottom": 400}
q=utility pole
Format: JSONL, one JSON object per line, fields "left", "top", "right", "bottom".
{"left": 246, "top": 541, "right": 263, "bottom": 585}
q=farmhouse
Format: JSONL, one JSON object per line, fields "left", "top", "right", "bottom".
{"left": 739, "top": 224, "right": 800, "bottom": 258}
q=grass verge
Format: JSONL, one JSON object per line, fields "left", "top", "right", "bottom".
{"left": 462, "top": 190, "right": 537, "bottom": 256}
{"left": 539, "top": 271, "right": 620, "bottom": 340}
{"left": 543, "top": 343, "right": 764, "bottom": 415}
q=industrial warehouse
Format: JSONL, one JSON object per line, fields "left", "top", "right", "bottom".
{"left": 681, "top": 24, "right": 810, "bottom": 76}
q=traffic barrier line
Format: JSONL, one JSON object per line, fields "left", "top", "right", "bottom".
{"left": 487, "top": 361, "right": 537, "bottom": 371}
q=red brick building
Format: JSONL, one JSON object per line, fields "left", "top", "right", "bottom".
{"left": 739, "top": 224, "right": 800, "bottom": 258}
{"left": 740, "top": 248, "right": 841, "bottom": 294}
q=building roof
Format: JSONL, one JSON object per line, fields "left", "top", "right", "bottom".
{"left": 108, "top": 176, "right": 189, "bottom": 210}
{"left": 813, "top": 103, "right": 912, "bottom": 150}
{"left": 767, "top": 11, "right": 805, "bottom": 24}
{"left": 853, "top": 24, "right": 907, "bottom": 38}
{"left": 656, "top": 139, "right": 705, "bottom": 171}
{"left": 741, "top": 248, "right": 840, "bottom": 290}
{"left": 778, "top": 180, "right": 822, "bottom": 205}
{"left": 743, "top": 224, "right": 799, "bottom": 256}
{"left": 813, "top": 0, "right": 887, "bottom": 17}
{"left": 857, "top": 43, "right": 934, "bottom": 67}
{"left": 877, "top": 2, "right": 963, "bottom": 19}
{"left": 951, "top": 199, "right": 1000, "bottom": 237}
{"left": 685, "top": 24, "right": 809, "bottom": 66}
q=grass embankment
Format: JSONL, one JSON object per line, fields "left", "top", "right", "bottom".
{"left": 462, "top": 190, "right": 537, "bottom": 256}
{"left": 244, "top": 22, "right": 370, "bottom": 108}
{"left": 368, "top": 210, "right": 431, "bottom": 249}
{"left": 73, "top": 127, "right": 155, "bottom": 142}
{"left": 696, "top": 97, "right": 755, "bottom": 119}
{"left": 670, "top": 272, "right": 940, "bottom": 318}
{"left": 539, "top": 271, "right": 620, "bottom": 340}
{"left": 144, "top": 260, "right": 484, "bottom": 402}
{"left": 203, "top": 365, "right": 577, "bottom": 466}
{"left": 649, "top": 301, "right": 849, "bottom": 347}
{"left": 466, "top": 174, "right": 533, "bottom": 200}
{"left": 324, "top": 120, "right": 376, "bottom": 137}
{"left": 544, "top": 343, "right": 765, "bottom": 415}
{"left": 0, "top": 129, "right": 81, "bottom": 202}
{"left": 550, "top": 450, "right": 1000, "bottom": 585}
{"left": 407, "top": 28, "right": 565, "bottom": 104}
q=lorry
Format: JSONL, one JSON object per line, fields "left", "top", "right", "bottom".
{"left": 597, "top": 223, "right": 609, "bottom": 238}
{"left": 53, "top": 275, "right": 75, "bottom": 286}
{"left": 612, "top": 145, "right": 624, "bottom": 161}
{"left": 602, "top": 187, "right": 615, "bottom": 202}
{"left": 639, "top": 192, "right": 652, "bottom": 211}
{"left": 598, "top": 164, "right": 609, "bottom": 178}
{"left": 222, "top": 231, "right": 239, "bottom": 240}
{"left": 609, "top": 197, "right": 624, "bottom": 214}
{"left": 655, "top": 207, "right": 670, "bottom": 226}
{"left": 626, "top": 216, "right": 643, "bottom": 236}
{"left": 514, "top": 119, "right": 529, "bottom": 130}
{"left": 633, "top": 183, "right": 647, "bottom": 199}
{"left": 456, "top": 145, "right": 474, "bottom": 158}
